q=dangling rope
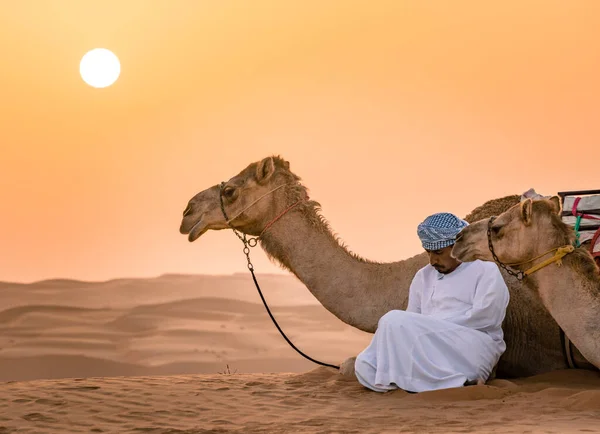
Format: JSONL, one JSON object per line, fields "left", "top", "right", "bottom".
{"left": 572, "top": 197, "right": 583, "bottom": 248}
{"left": 574, "top": 215, "right": 582, "bottom": 248}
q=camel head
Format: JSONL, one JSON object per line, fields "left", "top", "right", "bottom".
{"left": 452, "top": 196, "right": 569, "bottom": 266}
{"left": 179, "top": 155, "right": 305, "bottom": 242}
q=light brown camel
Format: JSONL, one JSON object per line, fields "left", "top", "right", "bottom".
{"left": 452, "top": 196, "right": 600, "bottom": 370}
{"left": 179, "top": 156, "right": 597, "bottom": 378}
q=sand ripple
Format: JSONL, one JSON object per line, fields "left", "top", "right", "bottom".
{"left": 1, "top": 368, "right": 600, "bottom": 433}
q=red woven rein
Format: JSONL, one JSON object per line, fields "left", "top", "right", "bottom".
{"left": 259, "top": 193, "right": 309, "bottom": 238}
{"left": 572, "top": 197, "right": 600, "bottom": 221}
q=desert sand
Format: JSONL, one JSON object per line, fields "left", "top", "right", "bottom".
{"left": 1, "top": 273, "right": 600, "bottom": 433}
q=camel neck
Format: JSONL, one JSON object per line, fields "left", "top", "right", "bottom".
{"left": 258, "top": 205, "right": 424, "bottom": 332}
{"left": 526, "top": 256, "right": 600, "bottom": 368}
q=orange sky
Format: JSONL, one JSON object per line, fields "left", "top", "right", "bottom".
{"left": 1, "top": 1, "right": 599, "bottom": 283}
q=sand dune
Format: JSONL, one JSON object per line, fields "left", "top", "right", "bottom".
{"left": 0, "top": 273, "right": 326, "bottom": 310}
{"left": 2, "top": 274, "right": 600, "bottom": 432}
{"left": 0, "top": 274, "right": 371, "bottom": 382}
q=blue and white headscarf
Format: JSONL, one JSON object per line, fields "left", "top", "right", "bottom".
{"left": 417, "top": 212, "right": 469, "bottom": 250}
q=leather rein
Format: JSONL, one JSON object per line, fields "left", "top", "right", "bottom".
{"left": 218, "top": 181, "right": 340, "bottom": 370}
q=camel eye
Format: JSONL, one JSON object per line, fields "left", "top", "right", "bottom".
{"left": 222, "top": 187, "right": 235, "bottom": 198}
{"left": 491, "top": 225, "right": 502, "bottom": 235}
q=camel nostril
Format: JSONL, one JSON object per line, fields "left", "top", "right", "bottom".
{"left": 183, "top": 204, "right": 193, "bottom": 217}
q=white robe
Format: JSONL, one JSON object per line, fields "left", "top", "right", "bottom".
{"left": 354, "top": 260, "right": 510, "bottom": 393}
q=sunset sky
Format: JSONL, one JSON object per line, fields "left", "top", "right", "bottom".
{"left": 1, "top": 1, "right": 599, "bottom": 283}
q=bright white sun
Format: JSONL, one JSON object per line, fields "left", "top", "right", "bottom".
{"left": 79, "top": 48, "right": 121, "bottom": 88}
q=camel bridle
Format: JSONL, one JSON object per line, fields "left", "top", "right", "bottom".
{"left": 487, "top": 216, "right": 575, "bottom": 281}
{"left": 487, "top": 216, "right": 526, "bottom": 281}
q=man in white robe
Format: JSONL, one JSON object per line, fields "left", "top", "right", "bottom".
{"left": 354, "top": 212, "right": 510, "bottom": 393}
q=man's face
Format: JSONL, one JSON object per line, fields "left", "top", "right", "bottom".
{"left": 425, "top": 245, "right": 461, "bottom": 274}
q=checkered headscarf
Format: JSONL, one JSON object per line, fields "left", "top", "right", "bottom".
{"left": 417, "top": 212, "right": 469, "bottom": 250}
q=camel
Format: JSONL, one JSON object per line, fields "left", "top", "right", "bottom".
{"left": 179, "top": 155, "right": 597, "bottom": 378}
{"left": 452, "top": 196, "right": 600, "bottom": 370}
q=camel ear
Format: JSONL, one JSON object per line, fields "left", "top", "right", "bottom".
{"left": 256, "top": 157, "right": 276, "bottom": 184}
{"left": 520, "top": 198, "right": 533, "bottom": 225}
{"left": 548, "top": 196, "right": 562, "bottom": 215}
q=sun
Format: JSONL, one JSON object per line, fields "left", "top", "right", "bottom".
{"left": 79, "top": 48, "right": 121, "bottom": 88}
